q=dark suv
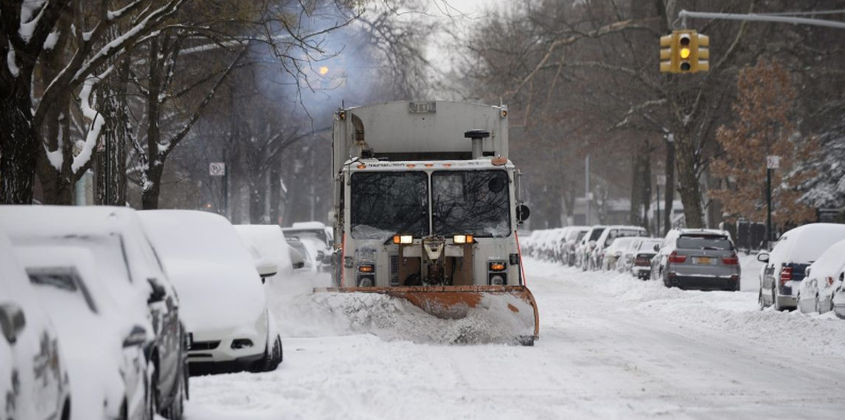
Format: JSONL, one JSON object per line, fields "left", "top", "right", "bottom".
{"left": 652, "top": 229, "right": 741, "bottom": 291}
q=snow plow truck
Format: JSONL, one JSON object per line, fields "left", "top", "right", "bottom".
{"left": 319, "top": 100, "right": 539, "bottom": 345}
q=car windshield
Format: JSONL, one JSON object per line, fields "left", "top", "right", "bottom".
{"left": 432, "top": 170, "right": 511, "bottom": 237}
{"left": 677, "top": 235, "right": 733, "bottom": 250}
{"left": 589, "top": 228, "right": 605, "bottom": 241}
{"left": 351, "top": 172, "right": 429, "bottom": 241}
{"left": 283, "top": 229, "right": 328, "bottom": 246}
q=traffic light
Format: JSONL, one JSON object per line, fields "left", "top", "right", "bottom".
{"left": 659, "top": 30, "right": 710, "bottom": 74}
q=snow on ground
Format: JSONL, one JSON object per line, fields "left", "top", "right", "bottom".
{"left": 186, "top": 258, "right": 845, "bottom": 419}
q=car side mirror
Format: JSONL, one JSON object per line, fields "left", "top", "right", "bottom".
{"left": 653, "top": 244, "right": 660, "bottom": 252}
{"left": 256, "top": 260, "right": 278, "bottom": 279}
{"left": 123, "top": 325, "right": 148, "bottom": 348}
{"left": 147, "top": 278, "right": 166, "bottom": 304}
{"left": 757, "top": 252, "right": 770, "bottom": 263}
{"left": 0, "top": 303, "right": 26, "bottom": 345}
{"left": 516, "top": 204, "right": 530, "bottom": 223}
{"left": 805, "top": 267, "right": 811, "bottom": 278}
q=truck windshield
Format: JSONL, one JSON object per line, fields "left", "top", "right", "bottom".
{"left": 350, "top": 172, "right": 429, "bottom": 241}
{"left": 432, "top": 170, "right": 510, "bottom": 237}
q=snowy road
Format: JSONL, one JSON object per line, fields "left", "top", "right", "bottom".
{"left": 185, "top": 259, "right": 845, "bottom": 419}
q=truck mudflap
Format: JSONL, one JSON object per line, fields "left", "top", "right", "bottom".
{"left": 313, "top": 285, "right": 540, "bottom": 345}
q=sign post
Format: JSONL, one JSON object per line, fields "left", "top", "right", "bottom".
{"left": 656, "top": 175, "right": 666, "bottom": 236}
{"left": 209, "top": 162, "right": 227, "bottom": 215}
{"left": 765, "top": 156, "right": 780, "bottom": 247}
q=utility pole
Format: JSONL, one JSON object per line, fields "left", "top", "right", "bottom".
{"left": 585, "top": 154, "right": 591, "bottom": 225}
{"left": 656, "top": 175, "right": 666, "bottom": 236}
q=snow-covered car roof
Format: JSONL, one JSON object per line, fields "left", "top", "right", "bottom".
{"left": 0, "top": 205, "right": 160, "bottom": 333}
{"left": 807, "top": 239, "right": 845, "bottom": 280}
{"left": 235, "top": 224, "right": 294, "bottom": 277}
{"left": 290, "top": 221, "right": 327, "bottom": 230}
{"left": 770, "top": 223, "right": 845, "bottom": 266}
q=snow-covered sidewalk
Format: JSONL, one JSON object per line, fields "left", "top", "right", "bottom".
{"left": 185, "top": 258, "right": 845, "bottom": 419}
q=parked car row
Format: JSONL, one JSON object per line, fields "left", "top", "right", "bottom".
{"left": 0, "top": 206, "right": 300, "bottom": 419}
{"left": 756, "top": 223, "right": 845, "bottom": 316}
{"left": 526, "top": 221, "right": 845, "bottom": 318}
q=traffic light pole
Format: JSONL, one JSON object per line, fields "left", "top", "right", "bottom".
{"left": 678, "top": 9, "right": 845, "bottom": 30}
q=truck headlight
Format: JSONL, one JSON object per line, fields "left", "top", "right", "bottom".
{"left": 453, "top": 234, "right": 474, "bottom": 244}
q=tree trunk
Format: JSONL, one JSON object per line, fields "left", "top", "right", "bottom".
{"left": 96, "top": 54, "right": 129, "bottom": 205}
{"left": 142, "top": 163, "right": 163, "bottom": 209}
{"left": 663, "top": 136, "right": 675, "bottom": 233}
{"left": 0, "top": 85, "right": 37, "bottom": 204}
{"left": 269, "top": 161, "right": 282, "bottom": 225}
{"left": 674, "top": 133, "right": 704, "bottom": 228}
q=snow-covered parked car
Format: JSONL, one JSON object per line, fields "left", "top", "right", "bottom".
{"left": 652, "top": 229, "right": 740, "bottom": 291}
{"left": 0, "top": 205, "right": 188, "bottom": 419}
{"left": 576, "top": 226, "right": 606, "bottom": 270}
{"left": 591, "top": 225, "right": 649, "bottom": 271}
{"left": 759, "top": 223, "right": 845, "bottom": 311}
{"left": 140, "top": 210, "right": 283, "bottom": 374}
{"left": 797, "top": 239, "right": 845, "bottom": 314}
{"left": 15, "top": 245, "right": 152, "bottom": 419}
{"left": 601, "top": 236, "right": 638, "bottom": 271}
{"left": 627, "top": 237, "right": 663, "bottom": 280}
{"left": 562, "top": 226, "right": 590, "bottom": 266}
{"left": 235, "top": 224, "right": 296, "bottom": 282}
{"left": 0, "top": 234, "right": 71, "bottom": 420}
{"left": 282, "top": 222, "right": 333, "bottom": 271}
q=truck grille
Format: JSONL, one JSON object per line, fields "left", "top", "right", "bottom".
{"left": 390, "top": 254, "right": 399, "bottom": 286}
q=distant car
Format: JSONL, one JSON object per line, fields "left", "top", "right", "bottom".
{"left": 141, "top": 210, "right": 282, "bottom": 374}
{"left": 283, "top": 222, "right": 333, "bottom": 271}
{"left": 235, "top": 224, "right": 296, "bottom": 282}
{"left": 591, "top": 225, "right": 649, "bottom": 271}
{"left": 286, "top": 237, "right": 311, "bottom": 271}
{"left": 562, "top": 226, "right": 590, "bottom": 266}
{"left": 15, "top": 245, "right": 151, "bottom": 419}
{"left": 833, "top": 279, "right": 845, "bottom": 319}
{"left": 601, "top": 236, "right": 638, "bottom": 271}
{"left": 758, "top": 223, "right": 845, "bottom": 311}
{"left": 652, "top": 229, "right": 740, "bottom": 291}
{"left": 797, "top": 239, "right": 845, "bottom": 314}
{"left": 576, "top": 226, "right": 606, "bottom": 270}
{"left": 0, "top": 205, "right": 187, "bottom": 419}
{"left": 627, "top": 238, "right": 663, "bottom": 279}
{"left": 0, "top": 234, "right": 71, "bottom": 420}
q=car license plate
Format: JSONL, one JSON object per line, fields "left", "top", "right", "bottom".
{"left": 695, "top": 257, "right": 712, "bottom": 265}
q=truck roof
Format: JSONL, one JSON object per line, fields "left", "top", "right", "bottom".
{"left": 342, "top": 158, "right": 514, "bottom": 172}
{"left": 333, "top": 101, "right": 509, "bottom": 175}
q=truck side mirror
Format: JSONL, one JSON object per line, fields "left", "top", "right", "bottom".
{"left": 516, "top": 204, "right": 530, "bottom": 223}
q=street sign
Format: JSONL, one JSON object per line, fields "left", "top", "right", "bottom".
{"left": 209, "top": 162, "right": 226, "bottom": 176}
{"left": 656, "top": 175, "right": 667, "bottom": 186}
{"left": 766, "top": 155, "right": 780, "bottom": 169}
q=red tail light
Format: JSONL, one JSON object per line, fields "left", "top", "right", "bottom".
{"left": 635, "top": 256, "right": 650, "bottom": 266}
{"left": 668, "top": 251, "right": 687, "bottom": 263}
{"left": 721, "top": 255, "right": 739, "bottom": 265}
{"left": 780, "top": 266, "right": 793, "bottom": 284}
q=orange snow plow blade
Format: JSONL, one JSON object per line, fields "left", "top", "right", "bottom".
{"left": 314, "top": 285, "right": 540, "bottom": 345}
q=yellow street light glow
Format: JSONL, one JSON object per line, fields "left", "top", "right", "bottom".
{"left": 319, "top": 66, "right": 329, "bottom": 75}
{"left": 680, "top": 48, "right": 691, "bottom": 59}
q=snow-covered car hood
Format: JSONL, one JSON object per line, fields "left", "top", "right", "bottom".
{"left": 164, "top": 260, "right": 266, "bottom": 332}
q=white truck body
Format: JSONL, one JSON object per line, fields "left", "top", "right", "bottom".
{"left": 330, "top": 100, "right": 526, "bottom": 289}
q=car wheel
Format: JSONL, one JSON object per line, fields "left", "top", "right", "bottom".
{"left": 162, "top": 366, "right": 186, "bottom": 420}
{"left": 147, "top": 365, "right": 158, "bottom": 420}
{"left": 260, "top": 335, "right": 283, "bottom": 372}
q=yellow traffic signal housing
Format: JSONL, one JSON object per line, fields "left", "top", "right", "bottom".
{"left": 659, "top": 30, "right": 710, "bottom": 73}
{"left": 659, "top": 34, "right": 674, "bottom": 72}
